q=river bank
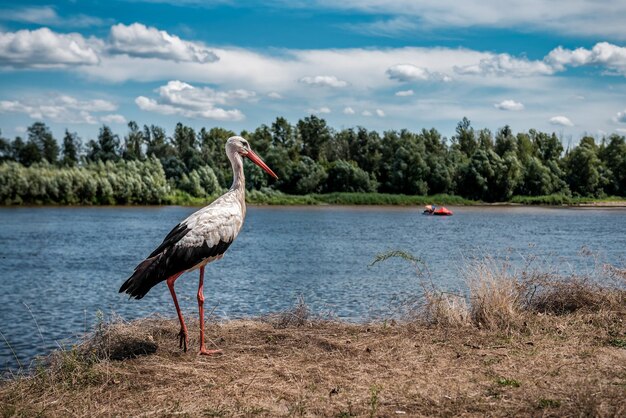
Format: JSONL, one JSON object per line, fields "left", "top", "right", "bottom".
{"left": 2, "top": 270, "right": 625, "bottom": 417}
{"left": 4, "top": 190, "right": 626, "bottom": 207}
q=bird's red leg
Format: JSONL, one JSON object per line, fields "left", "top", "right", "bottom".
{"left": 166, "top": 272, "right": 189, "bottom": 352}
{"left": 198, "top": 266, "right": 222, "bottom": 356}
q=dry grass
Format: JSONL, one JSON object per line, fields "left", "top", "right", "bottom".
{"left": 2, "top": 307, "right": 625, "bottom": 416}
{"left": 418, "top": 254, "right": 626, "bottom": 335}
{"left": 2, "top": 256, "right": 626, "bottom": 417}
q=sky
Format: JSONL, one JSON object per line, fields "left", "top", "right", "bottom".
{"left": 1, "top": 0, "right": 626, "bottom": 144}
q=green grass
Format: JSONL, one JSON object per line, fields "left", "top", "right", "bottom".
{"left": 6, "top": 187, "right": 625, "bottom": 207}
{"left": 537, "top": 398, "right": 561, "bottom": 409}
{"left": 169, "top": 190, "right": 626, "bottom": 207}
{"left": 496, "top": 378, "right": 521, "bottom": 388}
{"left": 511, "top": 194, "right": 626, "bottom": 206}
{"left": 607, "top": 338, "right": 626, "bottom": 349}
{"left": 164, "top": 189, "right": 478, "bottom": 206}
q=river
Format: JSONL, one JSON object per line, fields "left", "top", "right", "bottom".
{"left": 1, "top": 205, "right": 624, "bottom": 370}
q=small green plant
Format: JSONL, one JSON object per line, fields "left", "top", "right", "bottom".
{"left": 369, "top": 250, "right": 423, "bottom": 268}
{"left": 538, "top": 398, "right": 561, "bottom": 409}
{"left": 608, "top": 338, "right": 626, "bottom": 349}
{"left": 369, "top": 385, "right": 381, "bottom": 418}
{"left": 496, "top": 377, "right": 520, "bottom": 387}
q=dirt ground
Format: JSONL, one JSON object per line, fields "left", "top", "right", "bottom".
{"left": 1, "top": 311, "right": 625, "bottom": 417}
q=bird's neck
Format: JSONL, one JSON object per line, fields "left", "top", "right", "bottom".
{"left": 229, "top": 152, "right": 246, "bottom": 204}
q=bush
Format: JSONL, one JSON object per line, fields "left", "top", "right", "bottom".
{"left": 324, "top": 160, "right": 377, "bottom": 193}
{"left": 0, "top": 157, "right": 170, "bottom": 205}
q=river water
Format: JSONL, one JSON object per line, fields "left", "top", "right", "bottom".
{"left": 1, "top": 205, "right": 624, "bottom": 370}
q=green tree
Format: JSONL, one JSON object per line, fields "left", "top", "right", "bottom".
{"left": 172, "top": 123, "right": 202, "bottom": 171}
{"left": 298, "top": 115, "right": 332, "bottom": 161}
{"left": 287, "top": 156, "right": 327, "bottom": 194}
{"left": 456, "top": 148, "right": 520, "bottom": 201}
{"left": 145, "top": 125, "right": 173, "bottom": 161}
{"left": 13, "top": 136, "right": 41, "bottom": 166}
{"left": 453, "top": 117, "right": 477, "bottom": 158}
{"left": 564, "top": 136, "right": 603, "bottom": 196}
{"left": 421, "top": 128, "right": 454, "bottom": 194}
{"left": 599, "top": 134, "right": 626, "bottom": 195}
{"left": 87, "top": 125, "right": 120, "bottom": 162}
{"left": 122, "top": 121, "right": 144, "bottom": 161}
{"left": 532, "top": 130, "right": 563, "bottom": 163}
{"left": 28, "top": 122, "right": 59, "bottom": 164}
{"left": 517, "top": 157, "right": 554, "bottom": 196}
{"left": 325, "top": 160, "right": 377, "bottom": 193}
{"left": 326, "top": 128, "right": 351, "bottom": 162}
{"left": 271, "top": 117, "right": 299, "bottom": 152}
{"left": 349, "top": 127, "right": 382, "bottom": 177}
{"left": 61, "top": 130, "right": 81, "bottom": 167}
{"left": 379, "top": 130, "right": 429, "bottom": 194}
{"left": 198, "top": 127, "right": 235, "bottom": 188}
{"left": 494, "top": 126, "right": 517, "bottom": 156}
{"left": 0, "top": 131, "right": 11, "bottom": 162}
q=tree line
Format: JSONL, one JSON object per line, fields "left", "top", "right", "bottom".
{"left": 0, "top": 117, "right": 625, "bottom": 205}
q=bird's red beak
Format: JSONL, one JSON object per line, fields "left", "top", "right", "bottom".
{"left": 246, "top": 150, "right": 278, "bottom": 179}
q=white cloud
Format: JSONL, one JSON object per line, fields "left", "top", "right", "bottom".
{"left": 494, "top": 100, "right": 524, "bottom": 111}
{"left": 299, "top": 75, "right": 348, "bottom": 88}
{"left": 455, "top": 53, "right": 555, "bottom": 77}
{"left": 135, "top": 80, "right": 252, "bottom": 121}
{"left": 100, "top": 114, "right": 127, "bottom": 124}
{"left": 309, "top": 106, "right": 331, "bottom": 114}
{"left": 453, "top": 42, "right": 626, "bottom": 78}
{"left": 375, "top": 109, "right": 385, "bottom": 117}
{"left": 0, "top": 95, "right": 117, "bottom": 124}
{"left": 546, "top": 42, "right": 626, "bottom": 75}
{"left": 56, "top": 95, "right": 117, "bottom": 112}
{"left": 614, "top": 109, "right": 626, "bottom": 123}
{"left": 387, "top": 64, "right": 441, "bottom": 82}
{"left": 362, "top": 110, "right": 372, "bottom": 116}
{"left": 616, "top": 128, "right": 626, "bottom": 134}
{"left": 0, "top": 6, "right": 110, "bottom": 28}
{"left": 0, "top": 28, "right": 100, "bottom": 68}
{"left": 395, "top": 89, "right": 414, "bottom": 96}
{"left": 296, "top": 1, "right": 626, "bottom": 39}
{"left": 342, "top": 16, "right": 419, "bottom": 37}
{"left": 75, "top": 44, "right": 490, "bottom": 91}
{"left": 549, "top": 116, "right": 574, "bottom": 127}
{"left": 343, "top": 106, "right": 355, "bottom": 115}
{"left": 108, "top": 23, "right": 218, "bottom": 63}
{"left": 267, "top": 92, "right": 283, "bottom": 99}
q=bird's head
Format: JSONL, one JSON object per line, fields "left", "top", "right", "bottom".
{"left": 226, "top": 136, "right": 278, "bottom": 179}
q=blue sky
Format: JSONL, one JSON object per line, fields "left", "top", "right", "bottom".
{"left": 1, "top": 0, "right": 625, "bottom": 143}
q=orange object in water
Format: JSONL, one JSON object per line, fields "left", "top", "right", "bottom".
{"left": 423, "top": 205, "right": 453, "bottom": 216}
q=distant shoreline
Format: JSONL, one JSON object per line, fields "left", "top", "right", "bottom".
{"left": 1, "top": 191, "right": 626, "bottom": 208}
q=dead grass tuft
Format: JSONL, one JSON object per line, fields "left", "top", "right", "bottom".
{"left": 421, "top": 291, "right": 470, "bottom": 327}
{"left": 263, "top": 295, "right": 312, "bottom": 328}
{"left": 415, "top": 253, "right": 626, "bottom": 333}
{"left": 526, "top": 276, "right": 626, "bottom": 315}
{"left": 465, "top": 256, "right": 524, "bottom": 332}
{"left": 80, "top": 317, "right": 165, "bottom": 361}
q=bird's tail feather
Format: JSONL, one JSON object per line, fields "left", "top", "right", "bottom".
{"left": 119, "top": 256, "right": 164, "bottom": 299}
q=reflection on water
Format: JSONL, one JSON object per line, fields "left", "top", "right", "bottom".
{"left": 0, "top": 205, "right": 625, "bottom": 370}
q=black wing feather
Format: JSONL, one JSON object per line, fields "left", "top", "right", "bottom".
{"left": 119, "top": 224, "right": 233, "bottom": 299}
{"left": 148, "top": 222, "right": 191, "bottom": 258}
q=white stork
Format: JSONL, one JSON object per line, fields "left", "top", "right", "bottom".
{"left": 119, "top": 136, "right": 277, "bottom": 355}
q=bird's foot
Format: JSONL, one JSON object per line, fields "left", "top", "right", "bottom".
{"left": 199, "top": 348, "right": 222, "bottom": 356}
{"left": 178, "top": 328, "right": 189, "bottom": 352}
